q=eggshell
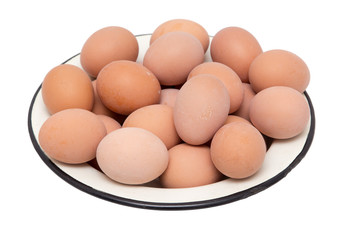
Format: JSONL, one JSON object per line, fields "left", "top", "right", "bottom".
{"left": 123, "top": 104, "right": 181, "bottom": 149}
{"left": 97, "top": 115, "right": 121, "bottom": 133}
{"left": 174, "top": 74, "right": 230, "bottom": 145}
{"left": 150, "top": 19, "right": 210, "bottom": 52}
{"left": 143, "top": 32, "right": 205, "bottom": 86}
{"left": 210, "top": 122, "right": 266, "bottom": 179}
{"left": 249, "top": 49, "right": 310, "bottom": 93}
{"left": 80, "top": 26, "right": 138, "bottom": 77}
{"left": 159, "top": 88, "right": 179, "bottom": 108}
{"left": 249, "top": 86, "right": 310, "bottom": 139}
{"left": 42, "top": 64, "right": 94, "bottom": 114}
{"left": 96, "top": 127, "right": 169, "bottom": 185}
{"left": 210, "top": 27, "right": 262, "bottom": 83}
{"left": 96, "top": 60, "right": 161, "bottom": 115}
{"left": 234, "top": 83, "right": 256, "bottom": 121}
{"left": 160, "top": 144, "right": 223, "bottom": 188}
{"left": 188, "top": 62, "right": 244, "bottom": 113}
{"left": 223, "top": 115, "right": 251, "bottom": 125}
{"left": 38, "top": 109, "right": 107, "bottom": 164}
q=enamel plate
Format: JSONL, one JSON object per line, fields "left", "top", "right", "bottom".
{"left": 28, "top": 34, "right": 315, "bottom": 210}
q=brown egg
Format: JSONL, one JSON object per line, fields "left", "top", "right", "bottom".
{"left": 159, "top": 88, "right": 179, "bottom": 108}
{"left": 234, "top": 83, "right": 256, "bottom": 121}
{"left": 38, "top": 109, "right": 107, "bottom": 164}
{"left": 96, "top": 127, "right": 169, "bottom": 185}
{"left": 160, "top": 144, "right": 222, "bottom": 188}
{"left": 249, "top": 86, "right": 310, "bottom": 139}
{"left": 150, "top": 19, "right": 210, "bottom": 52}
{"left": 188, "top": 62, "right": 244, "bottom": 113}
{"left": 80, "top": 26, "right": 138, "bottom": 77}
{"left": 210, "top": 27, "right": 262, "bottom": 83}
{"left": 223, "top": 115, "right": 251, "bottom": 125}
{"left": 96, "top": 60, "right": 161, "bottom": 115}
{"left": 174, "top": 74, "right": 230, "bottom": 145}
{"left": 42, "top": 64, "right": 94, "bottom": 114}
{"left": 210, "top": 122, "right": 266, "bottom": 179}
{"left": 143, "top": 32, "right": 205, "bottom": 86}
{"left": 97, "top": 115, "right": 121, "bottom": 134}
{"left": 249, "top": 49, "right": 310, "bottom": 93}
{"left": 123, "top": 104, "right": 181, "bottom": 149}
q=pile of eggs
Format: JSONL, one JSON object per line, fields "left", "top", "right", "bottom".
{"left": 38, "top": 19, "right": 310, "bottom": 188}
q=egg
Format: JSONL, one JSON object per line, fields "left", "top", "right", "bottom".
{"left": 249, "top": 49, "right": 310, "bottom": 93}
{"left": 159, "top": 88, "right": 179, "bottom": 108}
{"left": 96, "top": 60, "right": 161, "bottom": 115}
{"left": 160, "top": 144, "right": 223, "bottom": 188}
{"left": 42, "top": 64, "right": 94, "bottom": 114}
{"left": 123, "top": 104, "right": 181, "bottom": 149}
{"left": 97, "top": 115, "right": 121, "bottom": 134}
{"left": 150, "top": 19, "right": 210, "bottom": 52}
{"left": 38, "top": 109, "right": 107, "bottom": 164}
{"left": 96, "top": 127, "right": 169, "bottom": 185}
{"left": 174, "top": 74, "right": 230, "bottom": 145}
{"left": 210, "top": 27, "right": 263, "bottom": 83}
{"left": 249, "top": 86, "right": 310, "bottom": 139}
{"left": 234, "top": 83, "right": 256, "bottom": 121}
{"left": 210, "top": 122, "right": 266, "bottom": 179}
{"left": 143, "top": 32, "right": 205, "bottom": 86}
{"left": 80, "top": 26, "right": 138, "bottom": 77}
{"left": 188, "top": 62, "right": 244, "bottom": 113}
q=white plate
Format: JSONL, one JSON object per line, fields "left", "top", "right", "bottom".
{"left": 28, "top": 34, "right": 315, "bottom": 210}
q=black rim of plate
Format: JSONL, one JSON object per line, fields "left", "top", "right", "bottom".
{"left": 27, "top": 54, "right": 315, "bottom": 211}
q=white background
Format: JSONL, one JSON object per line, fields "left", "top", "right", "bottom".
{"left": 1, "top": 0, "right": 340, "bottom": 239}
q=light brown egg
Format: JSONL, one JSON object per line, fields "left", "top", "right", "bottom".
{"left": 188, "top": 62, "right": 244, "bottom": 113}
{"left": 80, "top": 26, "right": 138, "bottom": 77}
{"left": 123, "top": 104, "right": 181, "bottom": 149}
{"left": 38, "top": 109, "right": 107, "bottom": 164}
{"left": 160, "top": 144, "right": 223, "bottom": 188}
{"left": 210, "top": 122, "right": 266, "bottom": 179}
{"left": 143, "top": 32, "right": 205, "bottom": 86}
{"left": 150, "top": 19, "right": 210, "bottom": 52}
{"left": 174, "top": 74, "right": 230, "bottom": 145}
{"left": 249, "top": 86, "right": 310, "bottom": 139}
{"left": 159, "top": 88, "right": 179, "bottom": 108}
{"left": 210, "top": 27, "right": 262, "bottom": 83}
{"left": 96, "top": 127, "right": 169, "bottom": 185}
{"left": 96, "top": 60, "right": 161, "bottom": 115}
{"left": 42, "top": 64, "right": 94, "bottom": 114}
{"left": 97, "top": 115, "right": 121, "bottom": 134}
{"left": 249, "top": 49, "right": 310, "bottom": 93}
{"left": 223, "top": 115, "right": 251, "bottom": 125}
{"left": 234, "top": 83, "right": 256, "bottom": 121}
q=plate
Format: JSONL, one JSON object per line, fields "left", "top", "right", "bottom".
{"left": 28, "top": 34, "right": 315, "bottom": 210}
